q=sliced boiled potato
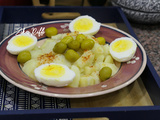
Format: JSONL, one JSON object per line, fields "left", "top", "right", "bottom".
{"left": 22, "top": 59, "right": 39, "bottom": 81}
{"left": 30, "top": 48, "right": 43, "bottom": 59}
{"left": 104, "top": 55, "right": 114, "bottom": 64}
{"left": 41, "top": 39, "right": 57, "bottom": 54}
{"left": 32, "top": 45, "right": 40, "bottom": 50}
{"left": 53, "top": 54, "right": 71, "bottom": 68}
{"left": 91, "top": 71, "right": 100, "bottom": 84}
{"left": 40, "top": 39, "right": 54, "bottom": 48}
{"left": 51, "top": 33, "right": 66, "bottom": 40}
{"left": 92, "top": 43, "right": 104, "bottom": 57}
{"left": 94, "top": 62, "right": 103, "bottom": 71}
{"left": 103, "top": 44, "right": 110, "bottom": 56}
{"left": 85, "top": 35, "right": 95, "bottom": 40}
{"left": 68, "top": 65, "right": 80, "bottom": 88}
{"left": 79, "top": 77, "right": 88, "bottom": 87}
{"left": 84, "top": 66, "right": 97, "bottom": 75}
{"left": 79, "top": 75, "right": 95, "bottom": 87}
{"left": 74, "top": 50, "right": 94, "bottom": 68}
{"left": 94, "top": 54, "right": 105, "bottom": 63}
{"left": 84, "top": 66, "right": 92, "bottom": 75}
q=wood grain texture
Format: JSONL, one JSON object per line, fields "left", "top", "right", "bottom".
{"left": 70, "top": 77, "right": 153, "bottom": 108}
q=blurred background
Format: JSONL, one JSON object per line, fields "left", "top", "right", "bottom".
{"left": 0, "top": 0, "right": 109, "bottom": 6}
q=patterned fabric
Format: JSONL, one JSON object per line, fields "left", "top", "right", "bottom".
{"left": 0, "top": 24, "right": 70, "bottom": 115}
{"left": 111, "top": 0, "right": 160, "bottom": 23}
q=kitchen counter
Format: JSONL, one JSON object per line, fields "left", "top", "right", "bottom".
{"left": 131, "top": 23, "right": 160, "bottom": 77}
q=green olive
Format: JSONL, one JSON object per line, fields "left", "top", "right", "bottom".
{"left": 65, "top": 49, "right": 80, "bottom": 62}
{"left": 45, "top": 27, "right": 58, "bottom": 38}
{"left": 76, "top": 34, "right": 86, "bottom": 43}
{"left": 96, "top": 37, "right": 106, "bottom": 45}
{"left": 99, "top": 67, "right": 112, "bottom": 81}
{"left": 68, "top": 40, "right": 80, "bottom": 51}
{"left": 17, "top": 51, "right": 31, "bottom": 63}
{"left": 81, "top": 39, "right": 95, "bottom": 50}
{"left": 61, "top": 36, "right": 74, "bottom": 45}
{"left": 53, "top": 42, "right": 67, "bottom": 54}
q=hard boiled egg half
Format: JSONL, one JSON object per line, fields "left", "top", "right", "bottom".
{"left": 69, "top": 15, "right": 101, "bottom": 35}
{"left": 34, "top": 63, "right": 75, "bottom": 87}
{"left": 109, "top": 37, "right": 137, "bottom": 62}
{"left": 6, "top": 33, "right": 37, "bottom": 55}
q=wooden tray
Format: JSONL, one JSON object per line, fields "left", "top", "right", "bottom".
{"left": 0, "top": 6, "right": 160, "bottom": 120}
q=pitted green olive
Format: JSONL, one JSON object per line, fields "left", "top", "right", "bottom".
{"left": 17, "top": 51, "right": 31, "bottom": 63}
{"left": 81, "top": 39, "right": 95, "bottom": 50}
{"left": 99, "top": 67, "right": 112, "bottom": 81}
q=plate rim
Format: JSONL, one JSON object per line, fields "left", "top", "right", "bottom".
{"left": 0, "top": 20, "right": 147, "bottom": 98}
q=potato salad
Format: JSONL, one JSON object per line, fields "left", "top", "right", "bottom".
{"left": 7, "top": 15, "right": 137, "bottom": 88}
{"left": 21, "top": 32, "right": 119, "bottom": 87}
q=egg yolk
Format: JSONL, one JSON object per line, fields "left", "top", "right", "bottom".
{"left": 73, "top": 18, "right": 93, "bottom": 32}
{"left": 111, "top": 40, "right": 133, "bottom": 52}
{"left": 12, "top": 35, "right": 34, "bottom": 47}
{"left": 40, "top": 64, "right": 65, "bottom": 78}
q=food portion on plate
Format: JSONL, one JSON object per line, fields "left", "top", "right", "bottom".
{"left": 6, "top": 15, "right": 137, "bottom": 88}
{"left": 109, "top": 37, "right": 137, "bottom": 62}
{"left": 6, "top": 32, "right": 37, "bottom": 55}
{"left": 34, "top": 63, "right": 76, "bottom": 87}
{"left": 69, "top": 15, "right": 101, "bottom": 35}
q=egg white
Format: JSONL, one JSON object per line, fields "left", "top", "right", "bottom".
{"left": 6, "top": 33, "right": 37, "bottom": 55}
{"left": 109, "top": 37, "right": 137, "bottom": 62}
{"left": 69, "top": 15, "right": 101, "bottom": 36}
{"left": 34, "top": 63, "right": 75, "bottom": 87}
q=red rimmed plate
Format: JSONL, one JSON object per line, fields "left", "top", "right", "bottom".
{"left": 0, "top": 20, "right": 147, "bottom": 98}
